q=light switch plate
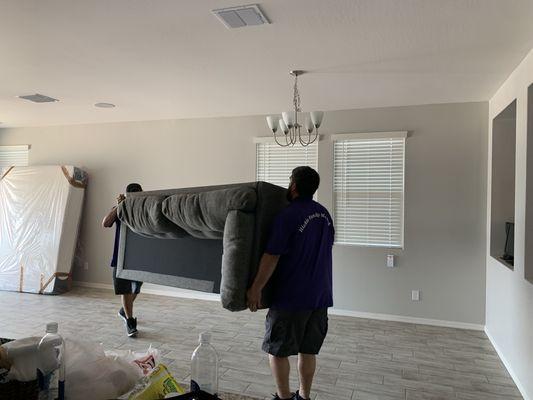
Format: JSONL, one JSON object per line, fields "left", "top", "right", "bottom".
{"left": 412, "top": 290, "right": 420, "bottom": 301}
{"left": 387, "top": 254, "right": 395, "bottom": 268}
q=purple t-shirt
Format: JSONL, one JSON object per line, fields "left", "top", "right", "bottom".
{"left": 266, "top": 196, "right": 334, "bottom": 310}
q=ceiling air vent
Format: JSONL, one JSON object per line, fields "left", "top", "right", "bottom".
{"left": 18, "top": 93, "right": 59, "bottom": 103}
{"left": 212, "top": 4, "right": 269, "bottom": 29}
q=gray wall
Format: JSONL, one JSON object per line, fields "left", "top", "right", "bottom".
{"left": 0, "top": 101, "right": 488, "bottom": 325}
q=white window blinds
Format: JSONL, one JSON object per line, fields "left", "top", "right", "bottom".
{"left": 0, "top": 145, "right": 29, "bottom": 168}
{"left": 256, "top": 140, "right": 318, "bottom": 188}
{"left": 333, "top": 133, "right": 406, "bottom": 248}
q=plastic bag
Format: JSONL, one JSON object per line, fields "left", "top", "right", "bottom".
{"left": 64, "top": 338, "right": 139, "bottom": 400}
{"left": 106, "top": 345, "right": 160, "bottom": 376}
{"left": 1, "top": 337, "right": 41, "bottom": 382}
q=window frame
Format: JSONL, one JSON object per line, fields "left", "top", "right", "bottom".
{"left": 331, "top": 131, "right": 407, "bottom": 249}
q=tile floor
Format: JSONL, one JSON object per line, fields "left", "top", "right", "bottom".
{"left": 0, "top": 287, "right": 523, "bottom": 400}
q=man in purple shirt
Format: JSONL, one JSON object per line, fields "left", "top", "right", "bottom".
{"left": 247, "top": 166, "right": 334, "bottom": 400}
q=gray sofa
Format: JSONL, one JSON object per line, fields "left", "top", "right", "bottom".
{"left": 116, "top": 181, "right": 287, "bottom": 311}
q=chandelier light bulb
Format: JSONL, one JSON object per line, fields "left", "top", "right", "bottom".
{"left": 266, "top": 116, "right": 278, "bottom": 133}
{"left": 310, "top": 111, "right": 324, "bottom": 128}
{"left": 281, "top": 112, "right": 295, "bottom": 128}
{"left": 279, "top": 118, "right": 289, "bottom": 134}
{"left": 305, "top": 116, "right": 314, "bottom": 133}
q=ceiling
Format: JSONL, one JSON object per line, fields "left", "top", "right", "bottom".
{"left": 1, "top": 0, "right": 532, "bottom": 128}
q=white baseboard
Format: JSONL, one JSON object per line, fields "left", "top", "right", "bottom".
{"left": 73, "top": 280, "right": 483, "bottom": 330}
{"left": 329, "top": 307, "right": 485, "bottom": 331}
{"left": 73, "top": 280, "right": 221, "bottom": 302}
{"left": 74, "top": 281, "right": 114, "bottom": 290}
{"left": 484, "top": 327, "right": 530, "bottom": 400}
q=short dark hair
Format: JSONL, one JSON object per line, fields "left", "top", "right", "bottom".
{"left": 126, "top": 183, "right": 142, "bottom": 193}
{"left": 291, "top": 166, "right": 320, "bottom": 197}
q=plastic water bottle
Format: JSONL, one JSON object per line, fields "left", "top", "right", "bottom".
{"left": 191, "top": 332, "right": 218, "bottom": 395}
{"left": 37, "top": 322, "right": 65, "bottom": 400}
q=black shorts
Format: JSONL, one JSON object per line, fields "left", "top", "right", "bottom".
{"left": 112, "top": 267, "right": 143, "bottom": 295}
{"left": 262, "top": 308, "right": 328, "bottom": 357}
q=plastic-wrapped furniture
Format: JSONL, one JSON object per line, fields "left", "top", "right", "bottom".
{"left": 117, "top": 181, "right": 288, "bottom": 311}
{"left": 0, "top": 166, "right": 87, "bottom": 294}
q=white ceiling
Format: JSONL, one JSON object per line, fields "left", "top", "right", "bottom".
{"left": 1, "top": 0, "right": 532, "bottom": 128}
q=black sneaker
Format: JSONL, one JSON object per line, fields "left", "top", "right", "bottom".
{"left": 295, "top": 391, "right": 308, "bottom": 400}
{"left": 271, "top": 393, "right": 295, "bottom": 400}
{"left": 118, "top": 307, "right": 127, "bottom": 323}
{"left": 126, "top": 317, "right": 138, "bottom": 337}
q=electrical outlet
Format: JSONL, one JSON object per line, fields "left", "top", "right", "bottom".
{"left": 411, "top": 290, "right": 420, "bottom": 301}
{"left": 83, "top": 261, "right": 89, "bottom": 270}
{"left": 387, "top": 255, "right": 395, "bottom": 268}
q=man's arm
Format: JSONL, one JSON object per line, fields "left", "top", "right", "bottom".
{"left": 101, "top": 206, "right": 118, "bottom": 228}
{"left": 246, "top": 253, "right": 280, "bottom": 312}
{"left": 102, "top": 194, "right": 125, "bottom": 228}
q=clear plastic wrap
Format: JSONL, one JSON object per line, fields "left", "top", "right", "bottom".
{"left": 0, "top": 166, "right": 87, "bottom": 293}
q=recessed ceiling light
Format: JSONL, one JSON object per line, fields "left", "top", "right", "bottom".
{"left": 19, "top": 93, "right": 59, "bottom": 103}
{"left": 94, "top": 102, "right": 116, "bottom": 108}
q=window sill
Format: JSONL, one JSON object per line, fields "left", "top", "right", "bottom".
{"left": 334, "top": 242, "right": 403, "bottom": 250}
{"left": 491, "top": 255, "right": 514, "bottom": 270}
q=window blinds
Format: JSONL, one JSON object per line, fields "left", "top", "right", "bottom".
{"left": 256, "top": 140, "right": 318, "bottom": 188}
{"left": 333, "top": 135, "right": 405, "bottom": 248}
{"left": 0, "top": 145, "right": 29, "bottom": 168}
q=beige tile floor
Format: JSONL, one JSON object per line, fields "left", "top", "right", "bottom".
{"left": 0, "top": 287, "right": 523, "bottom": 400}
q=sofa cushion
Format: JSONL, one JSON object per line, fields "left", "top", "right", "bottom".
{"left": 118, "top": 195, "right": 188, "bottom": 239}
{"left": 161, "top": 186, "right": 257, "bottom": 239}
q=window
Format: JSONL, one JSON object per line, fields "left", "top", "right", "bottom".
{"left": 333, "top": 132, "right": 406, "bottom": 248}
{"left": 0, "top": 145, "right": 29, "bottom": 168}
{"left": 256, "top": 139, "right": 318, "bottom": 188}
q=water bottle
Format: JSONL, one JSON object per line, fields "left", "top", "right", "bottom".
{"left": 191, "top": 332, "right": 218, "bottom": 395}
{"left": 37, "top": 322, "right": 65, "bottom": 400}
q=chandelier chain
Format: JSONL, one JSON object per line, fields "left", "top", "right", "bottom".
{"left": 293, "top": 74, "right": 301, "bottom": 113}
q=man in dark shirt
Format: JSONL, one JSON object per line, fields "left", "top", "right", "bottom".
{"left": 102, "top": 183, "right": 144, "bottom": 337}
{"left": 247, "top": 167, "right": 334, "bottom": 400}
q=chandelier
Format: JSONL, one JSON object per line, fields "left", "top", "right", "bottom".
{"left": 266, "top": 70, "right": 324, "bottom": 147}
